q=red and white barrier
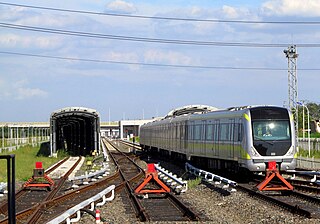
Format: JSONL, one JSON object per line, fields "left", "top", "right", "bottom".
{"left": 96, "top": 209, "right": 101, "bottom": 223}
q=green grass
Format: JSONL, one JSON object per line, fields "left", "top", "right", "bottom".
{"left": 187, "top": 177, "right": 202, "bottom": 189}
{"left": 0, "top": 145, "right": 64, "bottom": 182}
{"left": 297, "top": 149, "right": 320, "bottom": 158}
{"left": 129, "top": 136, "right": 140, "bottom": 143}
{"left": 298, "top": 132, "right": 320, "bottom": 138}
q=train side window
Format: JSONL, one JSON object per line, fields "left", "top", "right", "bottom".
{"left": 220, "top": 123, "right": 229, "bottom": 141}
{"left": 238, "top": 124, "right": 243, "bottom": 141}
{"left": 188, "top": 122, "right": 194, "bottom": 140}
{"left": 194, "top": 125, "right": 201, "bottom": 140}
{"left": 214, "top": 120, "right": 220, "bottom": 142}
{"left": 206, "top": 124, "right": 214, "bottom": 140}
{"left": 202, "top": 120, "right": 206, "bottom": 141}
{"left": 185, "top": 122, "right": 188, "bottom": 140}
{"left": 172, "top": 123, "right": 175, "bottom": 139}
{"left": 229, "top": 119, "right": 234, "bottom": 141}
{"left": 234, "top": 123, "right": 239, "bottom": 141}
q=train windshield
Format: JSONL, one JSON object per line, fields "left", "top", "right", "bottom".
{"left": 252, "top": 121, "right": 291, "bottom": 141}
{"left": 250, "top": 107, "right": 292, "bottom": 156}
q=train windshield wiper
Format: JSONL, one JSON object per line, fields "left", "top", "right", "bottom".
{"left": 254, "top": 136, "right": 274, "bottom": 145}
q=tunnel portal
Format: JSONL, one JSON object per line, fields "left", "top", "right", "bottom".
{"left": 50, "top": 107, "right": 100, "bottom": 156}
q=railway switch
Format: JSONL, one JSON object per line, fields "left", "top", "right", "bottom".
{"left": 23, "top": 162, "right": 55, "bottom": 190}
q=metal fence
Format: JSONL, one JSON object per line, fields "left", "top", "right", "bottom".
{"left": 296, "top": 156, "right": 320, "bottom": 170}
{"left": 298, "top": 138, "right": 320, "bottom": 151}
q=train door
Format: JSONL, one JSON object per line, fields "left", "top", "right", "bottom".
{"left": 183, "top": 121, "right": 187, "bottom": 152}
{"left": 194, "top": 122, "right": 201, "bottom": 155}
{"left": 200, "top": 120, "right": 206, "bottom": 155}
{"left": 173, "top": 122, "right": 177, "bottom": 151}
{"left": 213, "top": 120, "right": 220, "bottom": 156}
{"left": 176, "top": 122, "right": 180, "bottom": 152}
{"left": 165, "top": 124, "right": 168, "bottom": 150}
{"left": 171, "top": 122, "right": 174, "bottom": 150}
{"left": 206, "top": 120, "right": 214, "bottom": 156}
{"left": 229, "top": 119, "right": 235, "bottom": 159}
{"left": 179, "top": 122, "right": 185, "bottom": 153}
{"left": 188, "top": 121, "right": 194, "bottom": 154}
{"left": 233, "top": 120, "right": 240, "bottom": 159}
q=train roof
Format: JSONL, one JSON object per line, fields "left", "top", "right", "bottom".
{"left": 165, "top": 105, "right": 219, "bottom": 118}
{"left": 142, "top": 105, "right": 289, "bottom": 126}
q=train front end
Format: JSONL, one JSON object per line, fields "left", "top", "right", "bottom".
{"left": 244, "top": 106, "right": 297, "bottom": 172}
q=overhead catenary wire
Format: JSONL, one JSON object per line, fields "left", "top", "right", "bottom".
{"left": 1, "top": 3, "right": 319, "bottom": 71}
{"left": 1, "top": 22, "right": 320, "bottom": 48}
{"left": 1, "top": 50, "right": 320, "bottom": 71}
{"left": 0, "top": 1, "right": 320, "bottom": 25}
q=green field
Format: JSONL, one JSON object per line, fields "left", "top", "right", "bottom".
{"left": 297, "top": 148, "right": 320, "bottom": 158}
{"left": 0, "top": 144, "right": 63, "bottom": 182}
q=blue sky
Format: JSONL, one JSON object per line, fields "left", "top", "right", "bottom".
{"left": 0, "top": 0, "right": 319, "bottom": 122}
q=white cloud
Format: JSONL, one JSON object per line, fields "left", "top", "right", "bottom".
{"left": 190, "top": 6, "right": 202, "bottom": 17}
{"left": 222, "top": 5, "right": 239, "bottom": 19}
{"left": 106, "top": 0, "right": 137, "bottom": 14}
{"left": 14, "top": 79, "right": 48, "bottom": 100}
{"left": 0, "top": 6, "right": 69, "bottom": 27}
{"left": 18, "top": 15, "right": 75, "bottom": 27}
{"left": 107, "top": 51, "right": 138, "bottom": 61}
{"left": 144, "top": 49, "right": 193, "bottom": 66}
{"left": 15, "top": 87, "right": 48, "bottom": 100}
{"left": 105, "top": 51, "right": 140, "bottom": 70}
{"left": 262, "top": 0, "right": 320, "bottom": 16}
{"left": 0, "top": 78, "right": 48, "bottom": 100}
{"left": 0, "top": 34, "right": 62, "bottom": 49}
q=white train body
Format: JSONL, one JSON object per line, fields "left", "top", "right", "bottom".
{"left": 140, "top": 106, "right": 297, "bottom": 172}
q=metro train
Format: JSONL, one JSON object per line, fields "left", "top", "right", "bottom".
{"left": 140, "top": 105, "right": 297, "bottom": 172}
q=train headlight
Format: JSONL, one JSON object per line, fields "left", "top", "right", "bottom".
{"left": 286, "top": 146, "right": 294, "bottom": 156}
{"left": 251, "top": 147, "right": 259, "bottom": 156}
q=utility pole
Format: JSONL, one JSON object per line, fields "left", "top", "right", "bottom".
{"left": 284, "top": 45, "right": 299, "bottom": 145}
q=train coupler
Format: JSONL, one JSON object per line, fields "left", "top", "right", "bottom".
{"left": 256, "top": 161, "right": 293, "bottom": 191}
{"left": 135, "top": 163, "right": 171, "bottom": 195}
{"left": 23, "top": 162, "right": 55, "bottom": 190}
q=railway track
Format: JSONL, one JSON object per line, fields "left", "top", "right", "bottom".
{"left": 105, "top": 138, "right": 201, "bottom": 222}
{"left": 289, "top": 179, "right": 320, "bottom": 195}
{"left": 237, "top": 183, "right": 320, "bottom": 218}
{"left": 3, "top": 167, "right": 122, "bottom": 224}
{"left": 119, "top": 139, "right": 320, "bottom": 220}
{"left": 0, "top": 139, "right": 140, "bottom": 223}
{"left": 0, "top": 156, "right": 82, "bottom": 224}
{"left": 0, "top": 157, "right": 70, "bottom": 217}
{"left": 253, "top": 173, "right": 320, "bottom": 196}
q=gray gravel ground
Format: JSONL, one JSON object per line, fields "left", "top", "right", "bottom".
{"left": 1, "top": 153, "right": 318, "bottom": 224}
{"left": 78, "top": 182, "right": 319, "bottom": 224}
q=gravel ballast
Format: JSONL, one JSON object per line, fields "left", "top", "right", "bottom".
{"left": 78, "top": 182, "right": 319, "bottom": 224}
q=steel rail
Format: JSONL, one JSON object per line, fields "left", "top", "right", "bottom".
{"left": 0, "top": 157, "right": 81, "bottom": 224}
{"left": 26, "top": 156, "right": 83, "bottom": 223}
{"left": 105, "top": 139, "right": 202, "bottom": 222}
{"left": 45, "top": 156, "right": 70, "bottom": 174}
{"left": 2, "top": 157, "right": 81, "bottom": 224}
{"left": 0, "top": 157, "right": 71, "bottom": 216}
{"left": 0, "top": 171, "right": 122, "bottom": 224}
{"left": 103, "top": 139, "right": 149, "bottom": 222}
{"left": 167, "top": 192, "right": 201, "bottom": 221}
{"left": 237, "top": 184, "right": 312, "bottom": 218}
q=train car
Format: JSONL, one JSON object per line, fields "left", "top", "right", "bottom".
{"left": 140, "top": 105, "right": 297, "bottom": 172}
